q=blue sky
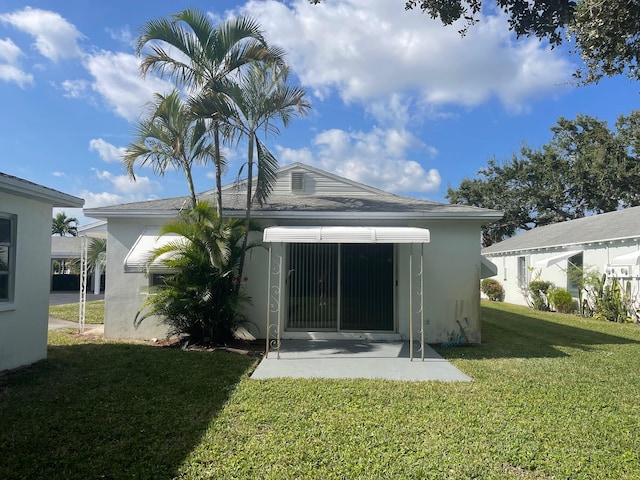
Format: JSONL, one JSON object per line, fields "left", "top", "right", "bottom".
{"left": 1, "top": 0, "right": 638, "bottom": 225}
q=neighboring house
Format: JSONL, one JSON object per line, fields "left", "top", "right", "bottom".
{"left": 51, "top": 236, "right": 82, "bottom": 291}
{"left": 85, "top": 163, "right": 501, "bottom": 346}
{"left": 0, "top": 173, "right": 84, "bottom": 372}
{"left": 50, "top": 221, "right": 107, "bottom": 293}
{"left": 482, "top": 206, "right": 640, "bottom": 309}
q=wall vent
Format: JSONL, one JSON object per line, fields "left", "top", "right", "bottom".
{"left": 291, "top": 172, "right": 305, "bottom": 192}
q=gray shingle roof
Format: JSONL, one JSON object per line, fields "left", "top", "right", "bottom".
{"left": 84, "top": 163, "right": 501, "bottom": 221}
{"left": 51, "top": 236, "right": 83, "bottom": 256}
{"left": 0, "top": 172, "right": 84, "bottom": 207}
{"left": 482, "top": 206, "right": 640, "bottom": 255}
{"left": 85, "top": 190, "right": 499, "bottom": 219}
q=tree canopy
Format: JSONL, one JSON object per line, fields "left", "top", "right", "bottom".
{"left": 447, "top": 111, "right": 640, "bottom": 246}
{"left": 311, "top": 0, "right": 640, "bottom": 83}
{"left": 52, "top": 212, "right": 79, "bottom": 237}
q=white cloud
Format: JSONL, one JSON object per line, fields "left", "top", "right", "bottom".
{"left": 89, "top": 138, "right": 125, "bottom": 163}
{"left": 78, "top": 170, "right": 162, "bottom": 210}
{"left": 106, "top": 26, "right": 134, "bottom": 46}
{"left": 93, "top": 169, "right": 161, "bottom": 196}
{"left": 278, "top": 126, "right": 441, "bottom": 194}
{"left": 0, "top": 7, "right": 83, "bottom": 62}
{"left": 0, "top": 37, "right": 33, "bottom": 87}
{"left": 0, "top": 63, "right": 33, "bottom": 87}
{"left": 61, "top": 79, "right": 89, "bottom": 98}
{"left": 240, "top": 0, "right": 573, "bottom": 111}
{"left": 84, "top": 51, "right": 172, "bottom": 121}
{"left": 78, "top": 190, "right": 125, "bottom": 209}
{"left": 0, "top": 36, "right": 21, "bottom": 63}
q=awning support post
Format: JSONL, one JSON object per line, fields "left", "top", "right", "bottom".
{"left": 78, "top": 236, "right": 88, "bottom": 333}
{"left": 409, "top": 245, "right": 413, "bottom": 361}
{"left": 420, "top": 242, "right": 425, "bottom": 361}
{"left": 265, "top": 245, "right": 272, "bottom": 359}
{"left": 266, "top": 244, "right": 282, "bottom": 359}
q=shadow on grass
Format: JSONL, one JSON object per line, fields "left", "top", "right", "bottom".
{"left": 0, "top": 340, "right": 257, "bottom": 480}
{"left": 439, "top": 303, "right": 640, "bottom": 360}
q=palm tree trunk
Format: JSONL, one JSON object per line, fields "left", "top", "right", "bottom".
{"left": 213, "top": 121, "right": 223, "bottom": 218}
{"left": 184, "top": 165, "right": 198, "bottom": 209}
{"left": 236, "top": 134, "right": 254, "bottom": 290}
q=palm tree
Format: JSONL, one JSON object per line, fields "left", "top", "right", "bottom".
{"left": 123, "top": 89, "right": 213, "bottom": 209}
{"left": 87, "top": 238, "right": 107, "bottom": 273}
{"left": 52, "top": 212, "right": 79, "bottom": 236}
{"left": 228, "top": 62, "right": 310, "bottom": 280}
{"left": 136, "top": 8, "right": 284, "bottom": 216}
{"left": 134, "top": 201, "right": 252, "bottom": 345}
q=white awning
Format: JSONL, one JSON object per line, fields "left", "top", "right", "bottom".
{"left": 480, "top": 256, "right": 498, "bottom": 279}
{"left": 610, "top": 250, "right": 640, "bottom": 266}
{"left": 124, "top": 227, "right": 187, "bottom": 273}
{"left": 263, "top": 226, "right": 430, "bottom": 244}
{"left": 534, "top": 250, "right": 582, "bottom": 268}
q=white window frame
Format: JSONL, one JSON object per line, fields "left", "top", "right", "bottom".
{"left": 0, "top": 213, "right": 17, "bottom": 309}
{"left": 517, "top": 255, "right": 528, "bottom": 288}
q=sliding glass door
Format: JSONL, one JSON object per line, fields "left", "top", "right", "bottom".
{"left": 287, "top": 243, "right": 394, "bottom": 331}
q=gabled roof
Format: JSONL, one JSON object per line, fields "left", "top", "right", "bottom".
{"left": 219, "top": 162, "right": 387, "bottom": 195}
{"left": 85, "top": 163, "right": 501, "bottom": 221}
{"left": 0, "top": 172, "right": 84, "bottom": 207}
{"left": 482, "top": 206, "right": 640, "bottom": 255}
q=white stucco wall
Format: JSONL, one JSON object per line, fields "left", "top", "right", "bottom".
{"left": 0, "top": 192, "right": 53, "bottom": 371}
{"left": 103, "top": 218, "right": 171, "bottom": 340}
{"left": 398, "top": 220, "right": 483, "bottom": 344}
{"left": 103, "top": 217, "right": 486, "bottom": 345}
{"left": 486, "top": 241, "right": 640, "bottom": 307}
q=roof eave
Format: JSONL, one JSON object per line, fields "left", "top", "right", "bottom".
{"left": 1, "top": 176, "right": 84, "bottom": 207}
{"left": 85, "top": 208, "right": 503, "bottom": 221}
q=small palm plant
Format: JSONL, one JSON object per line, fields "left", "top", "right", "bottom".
{"left": 134, "top": 202, "right": 254, "bottom": 346}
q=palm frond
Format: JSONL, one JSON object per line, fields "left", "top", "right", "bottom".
{"left": 253, "top": 137, "right": 279, "bottom": 206}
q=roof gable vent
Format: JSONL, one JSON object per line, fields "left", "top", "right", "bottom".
{"left": 291, "top": 172, "right": 305, "bottom": 192}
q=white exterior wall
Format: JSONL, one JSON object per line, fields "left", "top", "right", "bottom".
{"left": 103, "top": 218, "right": 171, "bottom": 340}
{"left": 103, "top": 217, "right": 485, "bottom": 344}
{"left": 486, "top": 240, "right": 640, "bottom": 307}
{"left": 0, "top": 192, "right": 53, "bottom": 371}
{"left": 398, "top": 220, "right": 483, "bottom": 344}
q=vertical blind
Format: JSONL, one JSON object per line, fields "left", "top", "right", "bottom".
{"left": 287, "top": 243, "right": 393, "bottom": 331}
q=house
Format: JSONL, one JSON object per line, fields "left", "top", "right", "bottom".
{"left": 482, "top": 206, "right": 640, "bottom": 309}
{"left": 51, "top": 236, "right": 82, "bottom": 290}
{"left": 50, "top": 222, "right": 107, "bottom": 293}
{"left": 84, "top": 163, "right": 501, "bottom": 350}
{"left": 0, "top": 173, "right": 84, "bottom": 372}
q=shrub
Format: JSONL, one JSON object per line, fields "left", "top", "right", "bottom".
{"left": 594, "top": 281, "right": 633, "bottom": 323}
{"left": 528, "top": 280, "right": 554, "bottom": 311}
{"left": 135, "top": 202, "right": 254, "bottom": 346}
{"left": 481, "top": 278, "right": 504, "bottom": 301}
{"left": 548, "top": 287, "right": 574, "bottom": 313}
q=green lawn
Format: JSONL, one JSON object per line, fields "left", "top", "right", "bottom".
{"left": 2, "top": 302, "right": 640, "bottom": 479}
{"left": 49, "top": 300, "right": 104, "bottom": 324}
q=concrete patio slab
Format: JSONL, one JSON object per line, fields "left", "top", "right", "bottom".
{"left": 251, "top": 340, "right": 472, "bottom": 382}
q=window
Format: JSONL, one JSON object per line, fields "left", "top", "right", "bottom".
{"left": 517, "top": 255, "right": 528, "bottom": 287}
{"left": 148, "top": 273, "right": 174, "bottom": 293}
{"left": 567, "top": 253, "right": 583, "bottom": 298}
{"left": 0, "top": 214, "right": 16, "bottom": 303}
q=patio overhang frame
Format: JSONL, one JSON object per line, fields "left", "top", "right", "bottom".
{"left": 262, "top": 226, "right": 431, "bottom": 361}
